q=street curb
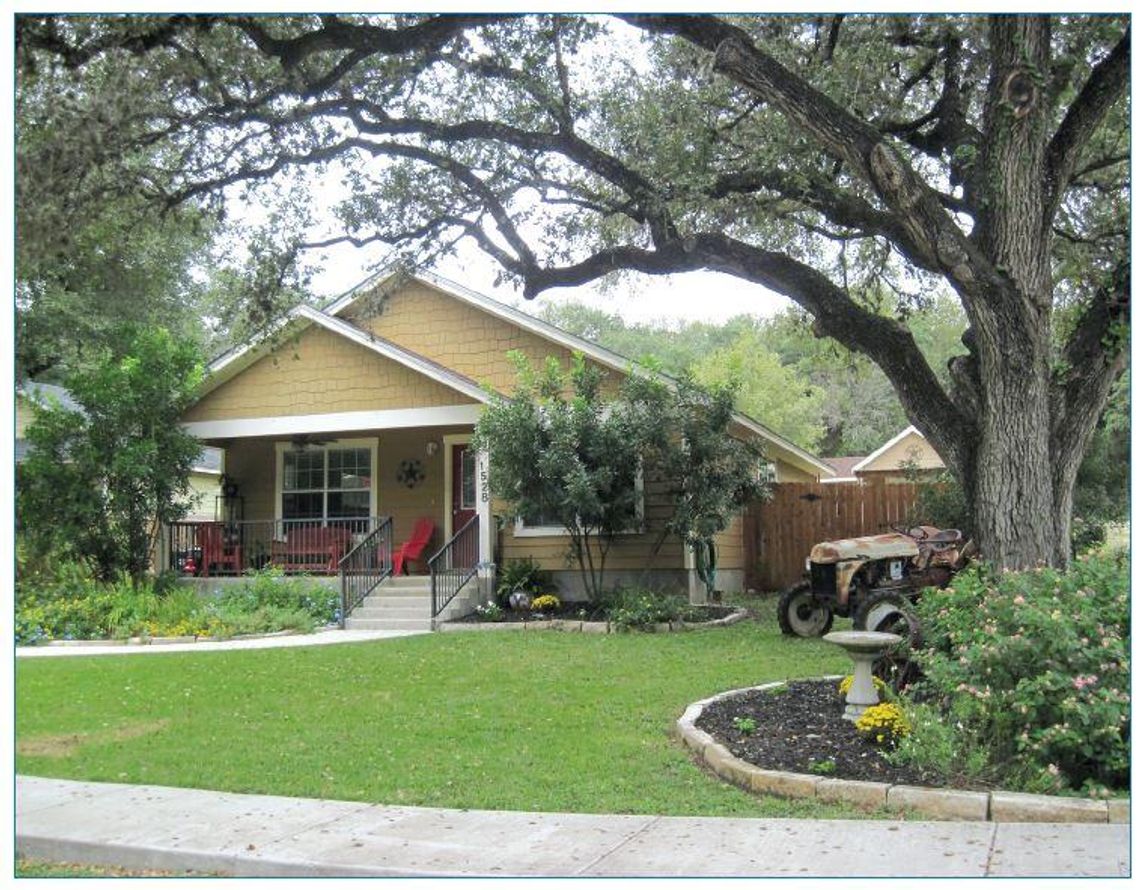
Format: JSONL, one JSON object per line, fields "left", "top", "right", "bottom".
{"left": 676, "top": 681, "right": 1129, "bottom": 824}
{"left": 438, "top": 608, "right": 749, "bottom": 634}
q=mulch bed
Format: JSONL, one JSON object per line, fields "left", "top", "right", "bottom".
{"left": 695, "top": 679, "right": 986, "bottom": 790}
{"left": 457, "top": 604, "right": 737, "bottom": 625}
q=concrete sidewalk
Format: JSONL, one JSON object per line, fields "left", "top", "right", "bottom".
{"left": 15, "top": 628, "right": 424, "bottom": 658}
{"left": 16, "top": 776, "right": 1130, "bottom": 878}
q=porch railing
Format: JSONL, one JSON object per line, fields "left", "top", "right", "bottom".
{"left": 338, "top": 516, "right": 393, "bottom": 628}
{"left": 428, "top": 515, "right": 480, "bottom": 618}
{"left": 166, "top": 517, "right": 383, "bottom": 577}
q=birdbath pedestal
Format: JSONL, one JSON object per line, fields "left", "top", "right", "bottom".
{"left": 823, "top": 630, "right": 902, "bottom": 721}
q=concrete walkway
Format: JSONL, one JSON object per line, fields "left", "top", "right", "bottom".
{"left": 15, "top": 627, "right": 425, "bottom": 658}
{"left": 16, "top": 776, "right": 1130, "bottom": 877}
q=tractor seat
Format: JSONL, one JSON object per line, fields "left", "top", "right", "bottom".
{"left": 924, "top": 529, "right": 963, "bottom": 546}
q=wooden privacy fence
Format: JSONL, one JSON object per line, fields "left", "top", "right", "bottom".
{"left": 745, "top": 480, "right": 924, "bottom": 592}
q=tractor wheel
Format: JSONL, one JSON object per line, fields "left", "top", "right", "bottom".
{"left": 853, "top": 590, "right": 924, "bottom": 692}
{"left": 777, "top": 582, "right": 834, "bottom": 638}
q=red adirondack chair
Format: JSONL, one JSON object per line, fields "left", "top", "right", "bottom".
{"left": 393, "top": 518, "right": 435, "bottom": 575}
{"left": 198, "top": 522, "right": 242, "bottom": 577}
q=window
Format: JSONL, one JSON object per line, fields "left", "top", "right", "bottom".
{"left": 514, "top": 468, "right": 645, "bottom": 537}
{"left": 278, "top": 441, "right": 375, "bottom": 522}
{"left": 460, "top": 448, "right": 477, "bottom": 510}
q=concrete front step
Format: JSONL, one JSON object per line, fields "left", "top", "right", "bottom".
{"left": 345, "top": 617, "right": 433, "bottom": 632}
{"left": 350, "top": 605, "right": 429, "bottom": 620}
{"left": 343, "top": 576, "right": 433, "bottom": 631}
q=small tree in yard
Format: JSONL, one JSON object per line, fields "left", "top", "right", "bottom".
{"left": 475, "top": 352, "right": 770, "bottom": 602}
{"left": 474, "top": 352, "right": 645, "bottom": 601}
{"left": 627, "top": 373, "right": 771, "bottom": 602}
{"left": 17, "top": 327, "right": 205, "bottom": 584}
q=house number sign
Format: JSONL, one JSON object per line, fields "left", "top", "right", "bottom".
{"left": 479, "top": 464, "right": 489, "bottom": 502}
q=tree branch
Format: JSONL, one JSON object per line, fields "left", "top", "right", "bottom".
{"left": 623, "top": 13, "right": 1007, "bottom": 316}
{"left": 520, "top": 230, "right": 974, "bottom": 477}
{"left": 1044, "top": 24, "right": 1130, "bottom": 219}
{"left": 1052, "top": 259, "right": 1130, "bottom": 451}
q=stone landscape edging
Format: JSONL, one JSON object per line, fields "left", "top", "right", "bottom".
{"left": 438, "top": 608, "right": 749, "bottom": 634}
{"left": 34, "top": 629, "right": 309, "bottom": 648}
{"left": 676, "top": 679, "right": 1130, "bottom": 825}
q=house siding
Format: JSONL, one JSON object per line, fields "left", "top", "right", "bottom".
{"left": 185, "top": 325, "right": 478, "bottom": 423}
{"left": 774, "top": 461, "right": 817, "bottom": 483}
{"left": 348, "top": 280, "right": 623, "bottom": 397}
{"left": 860, "top": 432, "right": 943, "bottom": 472}
{"left": 496, "top": 473, "right": 685, "bottom": 578}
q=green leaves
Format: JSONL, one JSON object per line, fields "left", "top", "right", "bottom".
{"left": 17, "top": 326, "right": 206, "bottom": 583}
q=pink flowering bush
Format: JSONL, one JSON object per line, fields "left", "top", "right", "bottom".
{"left": 909, "top": 551, "right": 1129, "bottom": 794}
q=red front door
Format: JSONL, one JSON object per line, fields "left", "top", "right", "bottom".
{"left": 451, "top": 444, "right": 477, "bottom": 533}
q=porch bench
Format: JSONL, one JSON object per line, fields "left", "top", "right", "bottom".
{"left": 270, "top": 527, "right": 354, "bottom": 574}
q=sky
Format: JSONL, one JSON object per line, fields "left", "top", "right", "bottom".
{"left": 308, "top": 237, "right": 794, "bottom": 328}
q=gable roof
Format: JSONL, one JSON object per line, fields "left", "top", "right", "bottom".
{"left": 851, "top": 425, "right": 932, "bottom": 473}
{"left": 325, "top": 267, "right": 835, "bottom": 479}
{"left": 194, "top": 302, "right": 489, "bottom": 405}
{"left": 18, "top": 381, "right": 83, "bottom": 414}
{"left": 822, "top": 455, "right": 864, "bottom": 480}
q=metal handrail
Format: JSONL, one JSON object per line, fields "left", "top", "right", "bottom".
{"left": 428, "top": 515, "right": 480, "bottom": 618}
{"left": 337, "top": 516, "right": 393, "bottom": 627}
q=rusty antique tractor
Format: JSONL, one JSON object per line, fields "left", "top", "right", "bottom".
{"left": 778, "top": 525, "right": 973, "bottom": 683}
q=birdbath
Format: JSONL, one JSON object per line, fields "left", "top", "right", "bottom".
{"left": 823, "top": 630, "right": 902, "bottom": 721}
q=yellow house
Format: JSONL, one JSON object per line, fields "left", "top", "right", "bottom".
{"left": 170, "top": 268, "right": 834, "bottom": 623}
{"left": 850, "top": 426, "right": 945, "bottom": 483}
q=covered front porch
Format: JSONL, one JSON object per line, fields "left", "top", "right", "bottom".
{"left": 162, "top": 409, "right": 493, "bottom": 620}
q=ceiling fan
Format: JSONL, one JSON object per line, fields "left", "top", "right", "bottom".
{"left": 289, "top": 433, "right": 337, "bottom": 451}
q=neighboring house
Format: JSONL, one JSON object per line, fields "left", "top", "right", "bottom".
{"left": 172, "top": 268, "right": 835, "bottom": 608}
{"left": 15, "top": 380, "right": 223, "bottom": 517}
{"left": 821, "top": 426, "right": 945, "bottom": 485}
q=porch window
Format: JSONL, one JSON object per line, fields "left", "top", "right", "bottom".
{"left": 281, "top": 444, "right": 373, "bottom": 522}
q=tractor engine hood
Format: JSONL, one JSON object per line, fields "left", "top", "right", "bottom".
{"left": 810, "top": 533, "right": 919, "bottom": 564}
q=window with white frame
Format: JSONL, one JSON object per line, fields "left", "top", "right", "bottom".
{"left": 514, "top": 467, "right": 645, "bottom": 537}
{"left": 279, "top": 442, "right": 374, "bottom": 522}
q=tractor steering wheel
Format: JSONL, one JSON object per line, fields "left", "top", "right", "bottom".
{"left": 890, "top": 523, "right": 927, "bottom": 541}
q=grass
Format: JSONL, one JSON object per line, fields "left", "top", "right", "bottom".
{"left": 15, "top": 857, "right": 208, "bottom": 877}
{"left": 16, "top": 600, "right": 869, "bottom": 819}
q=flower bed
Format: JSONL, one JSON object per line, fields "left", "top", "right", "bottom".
{"left": 16, "top": 563, "right": 338, "bottom": 645}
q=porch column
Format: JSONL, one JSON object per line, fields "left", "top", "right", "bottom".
{"left": 475, "top": 448, "right": 495, "bottom": 598}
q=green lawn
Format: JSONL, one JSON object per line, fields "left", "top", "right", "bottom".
{"left": 17, "top": 604, "right": 865, "bottom": 818}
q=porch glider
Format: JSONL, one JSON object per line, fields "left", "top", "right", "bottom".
{"left": 271, "top": 526, "right": 354, "bottom": 574}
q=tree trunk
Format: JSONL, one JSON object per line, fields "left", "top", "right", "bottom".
{"left": 971, "top": 354, "right": 1061, "bottom": 569}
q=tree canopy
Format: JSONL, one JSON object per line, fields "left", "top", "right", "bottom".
{"left": 14, "top": 13, "right": 1130, "bottom": 569}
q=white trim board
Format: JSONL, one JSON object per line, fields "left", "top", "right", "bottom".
{"left": 183, "top": 405, "right": 483, "bottom": 440}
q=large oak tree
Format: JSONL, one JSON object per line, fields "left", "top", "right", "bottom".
{"left": 16, "top": 13, "right": 1129, "bottom": 569}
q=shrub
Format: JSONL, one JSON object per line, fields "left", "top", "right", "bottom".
{"left": 855, "top": 702, "right": 911, "bottom": 748}
{"left": 906, "top": 551, "right": 1130, "bottom": 794}
{"left": 218, "top": 567, "right": 338, "bottom": 625}
{"left": 15, "top": 561, "right": 337, "bottom": 644}
{"left": 531, "top": 594, "right": 561, "bottom": 613}
{"left": 495, "top": 558, "right": 547, "bottom": 608}
{"left": 473, "top": 600, "right": 504, "bottom": 622}
{"left": 605, "top": 587, "right": 683, "bottom": 629}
